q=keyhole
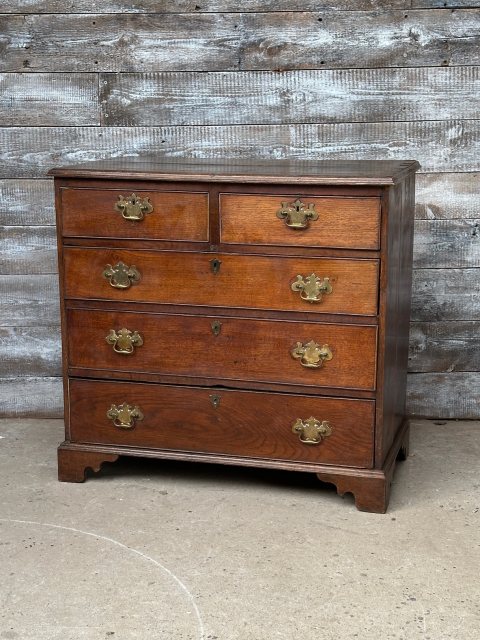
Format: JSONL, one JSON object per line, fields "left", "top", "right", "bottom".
{"left": 210, "top": 394, "right": 221, "bottom": 409}
{"left": 210, "top": 258, "right": 221, "bottom": 274}
{"left": 211, "top": 320, "right": 222, "bottom": 336}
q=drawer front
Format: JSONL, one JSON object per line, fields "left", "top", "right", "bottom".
{"left": 67, "top": 309, "right": 377, "bottom": 391}
{"left": 60, "top": 188, "right": 209, "bottom": 241}
{"left": 220, "top": 194, "right": 380, "bottom": 249}
{"left": 63, "top": 249, "right": 379, "bottom": 316}
{"left": 69, "top": 379, "right": 375, "bottom": 468}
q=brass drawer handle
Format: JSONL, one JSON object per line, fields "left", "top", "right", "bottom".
{"left": 292, "top": 417, "right": 332, "bottom": 445}
{"left": 106, "top": 328, "right": 143, "bottom": 354}
{"left": 107, "top": 403, "right": 144, "bottom": 430}
{"left": 114, "top": 193, "right": 153, "bottom": 221}
{"left": 103, "top": 261, "right": 141, "bottom": 289}
{"left": 291, "top": 340, "right": 333, "bottom": 368}
{"left": 277, "top": 199, "right": 318, "bottom": 229}
{"left": 291, "top": 273, "right": 332, "bottom": 303}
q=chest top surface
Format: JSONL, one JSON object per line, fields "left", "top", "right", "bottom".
{"left": 49, "top": 158, "right": 420, "bottom": 185}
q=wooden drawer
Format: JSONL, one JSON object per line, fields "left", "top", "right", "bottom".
{"left": 63, "top": 248, "right": 379, "bottom": 316}
{"left": 67, "top": 309, "right": 377, "bottom": 391}
{"left": 68, "top": 379, "right": 375, "bottom": 468}
{"left": 219, "top": 193, "right": 380, "bottom": 249}
{"left": 60, "top": 187, "right": 209, "bottom": 241}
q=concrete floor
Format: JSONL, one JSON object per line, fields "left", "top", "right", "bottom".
{"left": 0, "top": 419, "right": 478, "bottom": 640}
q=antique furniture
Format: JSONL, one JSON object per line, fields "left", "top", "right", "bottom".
{"left": 50, "top": 158, "right": 419, "bottom": 513}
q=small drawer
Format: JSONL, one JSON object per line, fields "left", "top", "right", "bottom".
{"left": 219, "top": 193, "right": 380, "bottom": 249}
{"left": 67, "top": 309, "right": 377, "bottom": 391}
{"left": 60, "top": 187, "right": 209, "bottom": 241}
{"left": 63, "top": 248, "right": 379, "bottom": 317}
{"left": 69, "top": 379, "right": 375, "bottom": 468}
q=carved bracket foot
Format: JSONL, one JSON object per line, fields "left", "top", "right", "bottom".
{"left": 316, "top": 471, "right": 391, "bottom": 513}
{"left": 58, "top": 445, "right": 119, "bottom": 483}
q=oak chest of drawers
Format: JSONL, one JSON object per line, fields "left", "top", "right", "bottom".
{"left": 51, "top": 158, "right": 419, "bottom": 513}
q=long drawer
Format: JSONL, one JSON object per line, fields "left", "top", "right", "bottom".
{"left": 63, "top": 248, "right": 379, "bottom": 316}
{"left": 60, "top": 187, "right": 209, "bottom": 241}
{"left": 67, "top": 309, "right": 377, "bottom": 391}
{"left": 68, "top": 379, "right": 375, "bottom": 468}
{"left": 220, "top": 193, "right": 381, "bottom": 249}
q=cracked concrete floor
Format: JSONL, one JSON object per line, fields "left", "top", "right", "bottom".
{"left": 0, "top": 419, "right": 479, "bottom": 640}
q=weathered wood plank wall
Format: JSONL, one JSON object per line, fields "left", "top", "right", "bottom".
{"left": 0, "top": 3, "right": 479, "bottom": 418}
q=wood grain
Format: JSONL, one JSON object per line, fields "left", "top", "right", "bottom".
{"left": 413, "top": 220, "right": 480, "bottom": 268}
{"left": 0, "top": 275, "right": 59, "bottom": 327}
{"left": 63, "top": 248, "right": 379, "bottom": 316}
{"left": 0, "top": 179, "right": 55, "bottom": 225}
{"left": 408, "top": 321, "right": 480, "bottom": 373}
{"left": 0, "top": 74, "right": 98, "bottom": 126}
{"left": 101, "top": 67, "right": 480, "bottom": 126}
{"left": 0, "top": 326, "right": 61, "bottom": 377}
{"left": 60, "top": 187, "right": 209, "bottom": 241}
{"left": 220, "top": 194, "right": 380, "bottom": 249}
{"left": 411, "top": 268, "right": 480, "bottom": 321}
{"left": 415, "top": 173, "right": 480, "bottom": 220}
{"left": 0, "top": 1, "right": 410, "bottom": 13}
{"left": 68, "top": 379, "right": 375, "bottom": 468}
{"left": 407, "top": 372, "right": 480, "bottom": 418}
{"left": 66, "top": 308, "right": 378, "bottom": 391}
{"left": 0, "top": 226, "right": 57, "bottom": 274}
{"left": 1, "top": 11, "right": 478, "bottom": 71}
{"left": 1, "top": 122, "right": 478, "bottom": 178}
{"left": 0, "top": 377, "right": 62, "bottom": 417}
{"left": 238, "top": 10, "right": 480, "bottom": 71}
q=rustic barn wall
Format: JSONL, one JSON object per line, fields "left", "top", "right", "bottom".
{"left": 0, "top": 2, "right": 479, "bottom": 418}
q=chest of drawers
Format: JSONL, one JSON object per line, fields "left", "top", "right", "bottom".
{"left": 51, "top": 158, "right": 419, "bottom": 513}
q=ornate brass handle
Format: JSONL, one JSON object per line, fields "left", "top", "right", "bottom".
{"left": 106, "top": 328, "right": 143, "bottom": 354}
{"left": 107, "top": 403, "right": 144, "bottom": 430}
{"left": 292, "top": 417, "right": 332, "bottom": 445}
{"left": 114, "top": 193, "right": 153, "bottom": 221}
{"left": 103, "top": 261, "right": 141, "bottom": 289}
{"left": 291, "top": 340, "right": 333, "bottom": 368}
{"left": 291, "top": 273, "right": 332, "bottom": 303}
{"left": 277, "top": 199, "right": 318, "bottom": 229}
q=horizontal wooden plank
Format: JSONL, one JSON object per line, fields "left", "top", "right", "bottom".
{"left": 412, "top": 1, "right": 479, "bottom": 8}
{"left": 0, "top": 13, "right": 240, "bottom": 72}
{"left": 0, "top": 326, "right": 61, "bottom": 377}
{"left": 0, "top": 73, "right": 98, "bottom": 126}
{"left": 0, "top": 275, "right": 60, "bottom": 326}
{"left": 0, "top": 11, "right": 478, "bottom": 72}
{"left": 0, "top": 377, "right": 63, "bottom": 417}
{"left": 0, "top": 179, "right": 55, "bottom": 225}
{"left": 101, "top": 67, "right": 480, "bottom": 126}
{"left": 0, "top": 73, "right": 100, "bottom": 126}
{"left": 240, "top": 10, "right": 480, "bottom": 71}
{"left": 0, "top": 1, "right": 409, "bottom": 12}
{"left": 413, "top": 219, "right": 480, "bottom": 268}
{"left": 415, "top": 173, "right": 480, "bottom": 219}
{"left": 406, "top": 372, "right": 480, "bottom": 418}
{"left": 409, "top": 321, "right": 480, "bottom": 373}
{"left": 0, "top": 226, "right": 58, "bottom": 275}
{"left": 0, "top": 121, "right": 479, "bottom": 178}
{"left": 412, "top": 268, "right": 480, "bottom": 321}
